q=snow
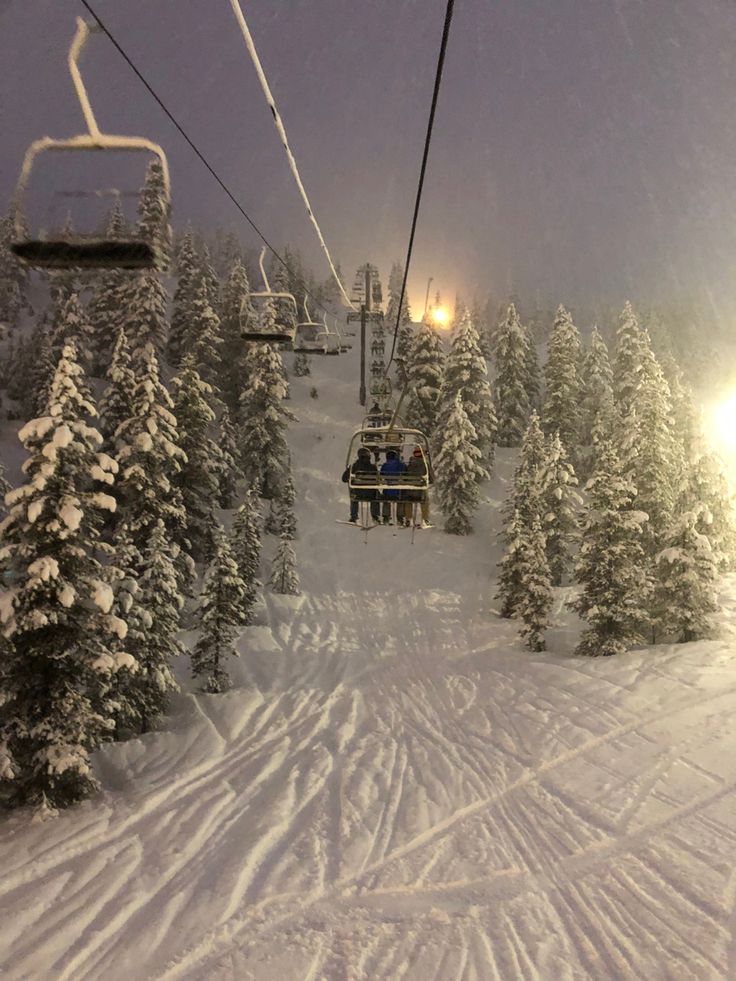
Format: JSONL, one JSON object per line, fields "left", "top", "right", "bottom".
{"left": 2, "top": 341, "right": 736, "bottom": 979}
{"left": 59, "top": 501, "right": 83, "bottom": 532}
{"left": 91, "top": 580, "right": 114, "bottom": 614}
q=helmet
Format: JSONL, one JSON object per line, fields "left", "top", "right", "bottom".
{"left": 386, "top": 449, "right": 398, "bottom": 460}
{"left": 357, "top": 447, "right": 371, "bottom": 458}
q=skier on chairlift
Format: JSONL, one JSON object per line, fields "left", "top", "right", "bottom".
{"left": 380, "top": 448, "right": 408, "bottom": 526}
{"left": 406, "top": 446, "right": 433, "bottom": 528}
{"left": 342, "top": 446, "right": 380, "bottom": 524}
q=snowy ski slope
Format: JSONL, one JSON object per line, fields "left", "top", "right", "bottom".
{"left": 2, "top": 337, "right": 736, "bottom": 979}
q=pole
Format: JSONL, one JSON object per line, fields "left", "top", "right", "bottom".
{"left": 359, "top": 304, "right": 367, "bottom": 407}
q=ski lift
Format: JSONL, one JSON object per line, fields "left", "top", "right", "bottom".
{"left": 370, "top": 374, "right": 392, "bottom": 400}
{"left": 345, "top": 426, "right": 433, "bottom": 499}
{"left": 330, "top": 316, "right": 351, "bottom": 353}
{"left": 241, "top": 246, "right": 298, "bottom": 343}
{"left": 293, "top": 298, "right": 329, "bottom": 354}
{"left": 11, "top": 18, "right": 170, "bottom": 270}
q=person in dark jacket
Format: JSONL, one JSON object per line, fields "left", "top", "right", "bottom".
{"left": 380, "top": 448, "right": 408, "bottom": 525}
{"left": 342, "top": 446, "right": 380, "bottom": 523}
{"left": 405, "top": 446, "right": 433, "bottom": 527}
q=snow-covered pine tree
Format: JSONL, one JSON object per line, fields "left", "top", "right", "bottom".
{"left": 122, "top": 267, "right": 169, "bottom": 355}
{"left": 404, "top": 315, "right": 446, "bottom": 439}
{"left": 137, "top": 156, "right": 172, "bottom": 269}
{"left": 238, "top": 341, "right": 293, "bottom": 499}
{"left": 620, "top": 346, "right": 676, "bottom": 557}
{"left": 168, "top": 226, "right": 198, "bottom": 365}
{"left": 653, "top": 511, "right": 718, "bottom": 643}
{"left": 580, "top": 326, "right": 614, "bottom": 453}
{"left": 87, "top": 203, "right": 127, "bottom": 375}
{"left": 191, "top": 526, "right": 247, "bottom": 693}
{"left": 293, "top": 351, "right": 311, "bottom": 376}
{"left": 522, "top": 323, "right": 541, "bottom": 412}
{"left": 0, "top": 343, "right": 124, "bottom": 810}
{"left": 496, "top": 507, "right": 527, "bottom": 619}
{"left": 539, "top": 431, "right": 581, "bottom": 585}
{"left": 50, "top": 291, "right": 93, "bottom": 372}
{"left": 171, "top": 356, "right": 220, "bottom": 562}
{"left": 0, "top": 211, "right": 27, "bottom": 328}
{"left": 434, "top": 392, "right": 485, "bottom": 534}
{"left": 219, "top": 256, "right": 254, "bottom": 413}
{"left": 0, "top": 456, "right": 11, "bottom": 520}
{"left": 199, "top": 244, "right": 221, "bottom": 311}
{"left": 268, "top": 533, "right": 300, "bottom": 594}
{"left": 543, "top": 305, "right": 583, "bottom": 456}
{"left": 213, "top": 406, "right": 244, "bottom": 509}
{"left": 471, "top": 296, "right": 492, "bottom": 360}
{"left": 435, "top": 304, "right": 497, "bottom": 474}
{"left": 269, "top": 259, "right": 298, "bottom": 337}
{"left": 276, "top": 461, "right": 297, "bottom": 540}
{"left": 98, "top": 326, "right": 136, "bottom": 449}
{"left": 613, "top": 301, "right": 646, "bottom": 417}
{"left": 128, "top": 519, "right": 183, "bottom": 731}
{"left": 188, "top": 271, "right": 224, "bottom": 400}
{"left": 232, "top": 484, "right": 262, "bottom": 623}
{"left": 29, "top": 325, "right": 56, "bottom": 419}
{"left": 264, "top": 498, "right": 281, "bottom": 535}
{"left": 516, "top": 513, "right": 553, "bottom": 651}
{"left": 113, "top": 343, "right": 191, "bottom": 590}
{"left": 386, "top": 262, "right": 413, "bottom": 383}
{"left": 683, "top": 452, "right": 736, "bottom": 571}
{"left": 570, "top": 438, "right": 651, "bottom": 656}
{"left": 491, "top": 303, "right": 531, "bottom": 446}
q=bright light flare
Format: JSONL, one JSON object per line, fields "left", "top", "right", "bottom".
{"left": 707, "top": 392, "right": 736, "bottom": 456}
{"left": 430, "top": 306, "right": 450, "bottom": 327}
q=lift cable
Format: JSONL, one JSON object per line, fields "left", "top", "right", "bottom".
{"left": 78, "top": 0, "right": 337, "bottom": 318}
{"left": 228, "top": 0, "right": 357, "bottom": 312}
{"left": 385, "top": 0, "right": 455, "bottom": 374}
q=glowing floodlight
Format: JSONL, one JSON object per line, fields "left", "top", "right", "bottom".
{"left": 707, "top": 392, "right": 736, "bottom": 457}
{"left": 430, "top": 306, "right": 450, "bottom": 327}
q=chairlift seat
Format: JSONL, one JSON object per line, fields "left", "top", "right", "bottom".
{"left": 12, "top": 236, "right": 156, "bottom": 270}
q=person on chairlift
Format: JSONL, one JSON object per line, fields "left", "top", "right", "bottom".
{"left": 342, "top": 446, "right": 380, "bottom": 523}
{"left": 380, "top": 448, "right": 408, "bottom": 525}
{"left": 405, "top": 446, "right": 433, "bottom": 528}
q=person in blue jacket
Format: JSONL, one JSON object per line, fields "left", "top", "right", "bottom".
{"left": 380, "top": 448, "right": 407, "bottom": 525}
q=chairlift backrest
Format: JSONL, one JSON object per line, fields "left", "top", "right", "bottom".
{"left": 11, "top": 19, "right": 171, "bottom": 271}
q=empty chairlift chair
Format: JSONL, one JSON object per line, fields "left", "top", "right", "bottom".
{"left": 293, "top": 299, "right": 329, "bottom": 354}
{"left": 11, "top": 18, "right": 170, "bottom": 271}
{"left": 241, "top": 246, "right": 298, "bottom": 344}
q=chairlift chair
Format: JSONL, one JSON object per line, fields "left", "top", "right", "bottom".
{"left": 345, "top": 427, "right": 433, "bottom": 492}
{"left": 241, "top": 246, "right": 298, "bottom": 343}
{"left": 11, "top": 18, "right": 170, "bottom": 271}
{"left": 293, "top": 298, "right": 329, "bottom": 354}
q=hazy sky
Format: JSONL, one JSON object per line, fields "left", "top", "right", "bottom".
{"left": 3, "top": 0, "right": 736, "bottom": 317}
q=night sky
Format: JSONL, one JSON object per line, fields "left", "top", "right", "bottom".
{"left": 4, "top": 0, "right": 736, "bottom": 318}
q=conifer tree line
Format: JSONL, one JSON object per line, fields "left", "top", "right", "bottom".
{"left": 495, "top": 301, "right": 732, "bottom": 657}
{"left": 0, "top": 164, "right": 300, "bottom": 812}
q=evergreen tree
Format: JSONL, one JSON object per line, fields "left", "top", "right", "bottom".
{"left": 405, "top": 315, "right": 446, "bottom": 438}
{"left": 269, "top": 260, "right": 298, "bottom": 336}
{"left": 232, "top": 484, "right": 262, "bottom": 623}
{"left": 0, "top": 211, "right": 27, "bottom": 328}
{"left": 122, "top": 268, "right": 168, "bottom": 355}
{"left": 199, "top": 245, "right": 220, "bottom": 310}
{"left": 171, "top": 357, "right": 220, "bottom": 561}
{"left": 522, "top": 324, "right": 541, "bottom": 411}
{"left": 543, "top": 305, "right": 583, "bottom": 455}
{"left": 580, "top": 327, "right": 614, "bottom": 455}
{"left": 0, "top": 344, "right": 123, "bottom": 810}
{"left": 137, "top": 157, "right": 171, "bottom": 269}
{"left": 168, "top": 226, "right": 198, "bottom": 365}
{"left": 492, "top": 304, "right": 531, "bottom": 446}
{"left": 613, "top": 301, "right": 646, "bottom": 417}
{"left": 508, "top": 411, "right": 547, "bottom": 526}
{"left": 497, "top": 507, "right": 527, "bottom": 619}
{"left": 213, "top": 407, "right": 244, "bottom": 509}
{"left": 29, "top": 325, "right": 56, "bottom": 419}
{"left": 51, "top": 292, "right": 93, "bottom": 371}
{"left": 293, "top": 351, "right": 311, "bottom": 377}
{"left": 191, "top": 526, "right": 247, "bottom": 693}
{"left": 219, "top": 257, "right": 254, "bottom": 412}
{"left": 98, "top": 326, "right": 136, "bottom": 448}
{"left": 516, "top": 513, "right": 553, "bottom": 651}
{"left": 435, "top": 305, "right": 496, "bottom": 473}
{"left": 87, "top": 203, "right": 127, "bottom": 375}
{"left": 386, "top": 262, "right": 412, "bottom": 383}
{"left": 570, "top": 439, "right": 651, "bottom": 656}
{"left": 114, "top": 343, "right": 190, "bottom": 589}
{"left": 276, "top": 463, "right": 297, "bottom": 540}
{"left": 268, "top": 533, "right": 300, "bottom": 594}
{"left": 129, "top": 520, "right": 183, "bottom": 731}
{"left": 238, "top": 342, "right": 292, "bottom": 499}
{"left": 683, "top": 452, "right": 736, "bottom": 571}
{"left": 264, "top": 498, "right": 281, "bottom": 535}
{"left": 539, "top": 432, "right": 581, "bottom": 585}
{"left": 434, "top": 393, "right": 485, "bottom": 534}
{"left": 188, "top": 272, "right": 224, "bottom": 398}
{"left": 0, "top": 456, "right": 11, "bottom": 520}
{"left": 653, "top": 511, "right": 718, "bottom": 643}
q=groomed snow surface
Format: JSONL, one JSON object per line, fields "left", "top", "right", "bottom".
{"left": 2, "top": 341, "right": 736, "bottom": 980}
